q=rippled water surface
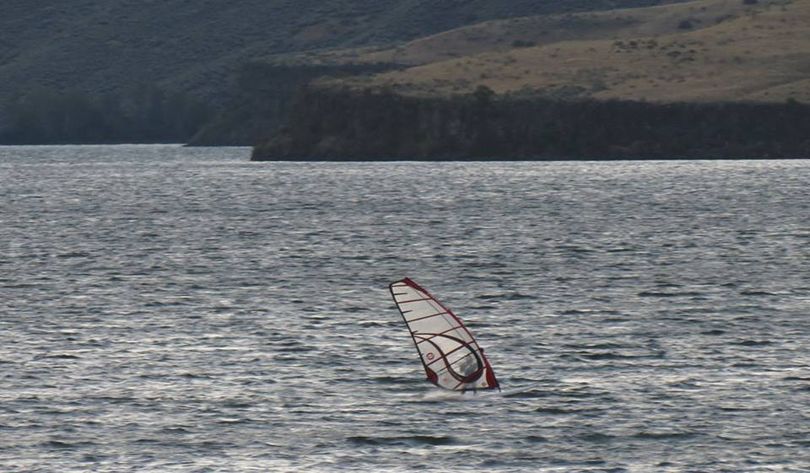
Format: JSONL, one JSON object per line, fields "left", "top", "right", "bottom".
{"left": 1, "top": 145, "right": 809, "bottom": 472}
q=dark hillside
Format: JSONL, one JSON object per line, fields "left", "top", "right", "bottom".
{"left": 188, "top": 62, "right": 400, "bottom": 146}
{"left": 0, "top": 0, "right": 683, "bottom": 143}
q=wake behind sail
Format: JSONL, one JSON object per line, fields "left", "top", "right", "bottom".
{"left": 389, "top": 278, "right": 500, "bottom": 392}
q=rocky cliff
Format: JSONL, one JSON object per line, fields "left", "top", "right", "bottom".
{"left": 252, "top": 87, "right": 810, "bottom": 160}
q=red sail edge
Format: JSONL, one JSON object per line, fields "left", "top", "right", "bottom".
{"left": 389, "top": 277, "right": 500, "bottom": 392}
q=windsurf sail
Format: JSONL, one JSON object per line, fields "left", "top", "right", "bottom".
{"left": 389, "top": 278, "right": 500, "bottom": 392}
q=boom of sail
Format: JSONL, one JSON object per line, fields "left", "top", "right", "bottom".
{"left": 389, "top": 278, "right": 500, "bottom": 392}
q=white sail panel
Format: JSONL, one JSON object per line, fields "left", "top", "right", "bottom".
{"left": 389, "top": 278, "right": 499, "bottom": 392}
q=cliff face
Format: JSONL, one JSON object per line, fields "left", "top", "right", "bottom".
{"left": 252, "top": 88, "right": 810, "bottom": 160}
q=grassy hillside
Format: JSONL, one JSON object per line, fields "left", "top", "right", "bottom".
{"left": 1, "top": 0, "right": 690, "bottom": 143}
{"left": 328, "top": 0, "right": 810, "bottom": 103}
{"left": 0, "top": 0, "right": 680, "bottom": 105}
{"left": 7, "top": 0, "right": 806, "bottom": 145}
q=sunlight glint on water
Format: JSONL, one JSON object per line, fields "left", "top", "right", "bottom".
{"left": 1, "top": 145, "right": 808, "bottom": 472}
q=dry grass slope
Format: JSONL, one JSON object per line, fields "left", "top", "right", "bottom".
{"left": 327, "top": 0, "right": 810, "bottom": 103}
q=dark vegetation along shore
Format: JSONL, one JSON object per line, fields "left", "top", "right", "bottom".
{"left": 253, "top": 87, "right": 810, "bottom": 160}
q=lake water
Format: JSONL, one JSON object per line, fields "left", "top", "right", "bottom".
{"left": 1, "top": 145, "right": 808, "bottom": 472}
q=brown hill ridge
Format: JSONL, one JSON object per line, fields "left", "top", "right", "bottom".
{"left": 319, "top": 0, "right": 810, "bottom": 103}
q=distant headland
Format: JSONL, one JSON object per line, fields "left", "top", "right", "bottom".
{"left": 249, "top": 0, "right": 810, "bottom": 160}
